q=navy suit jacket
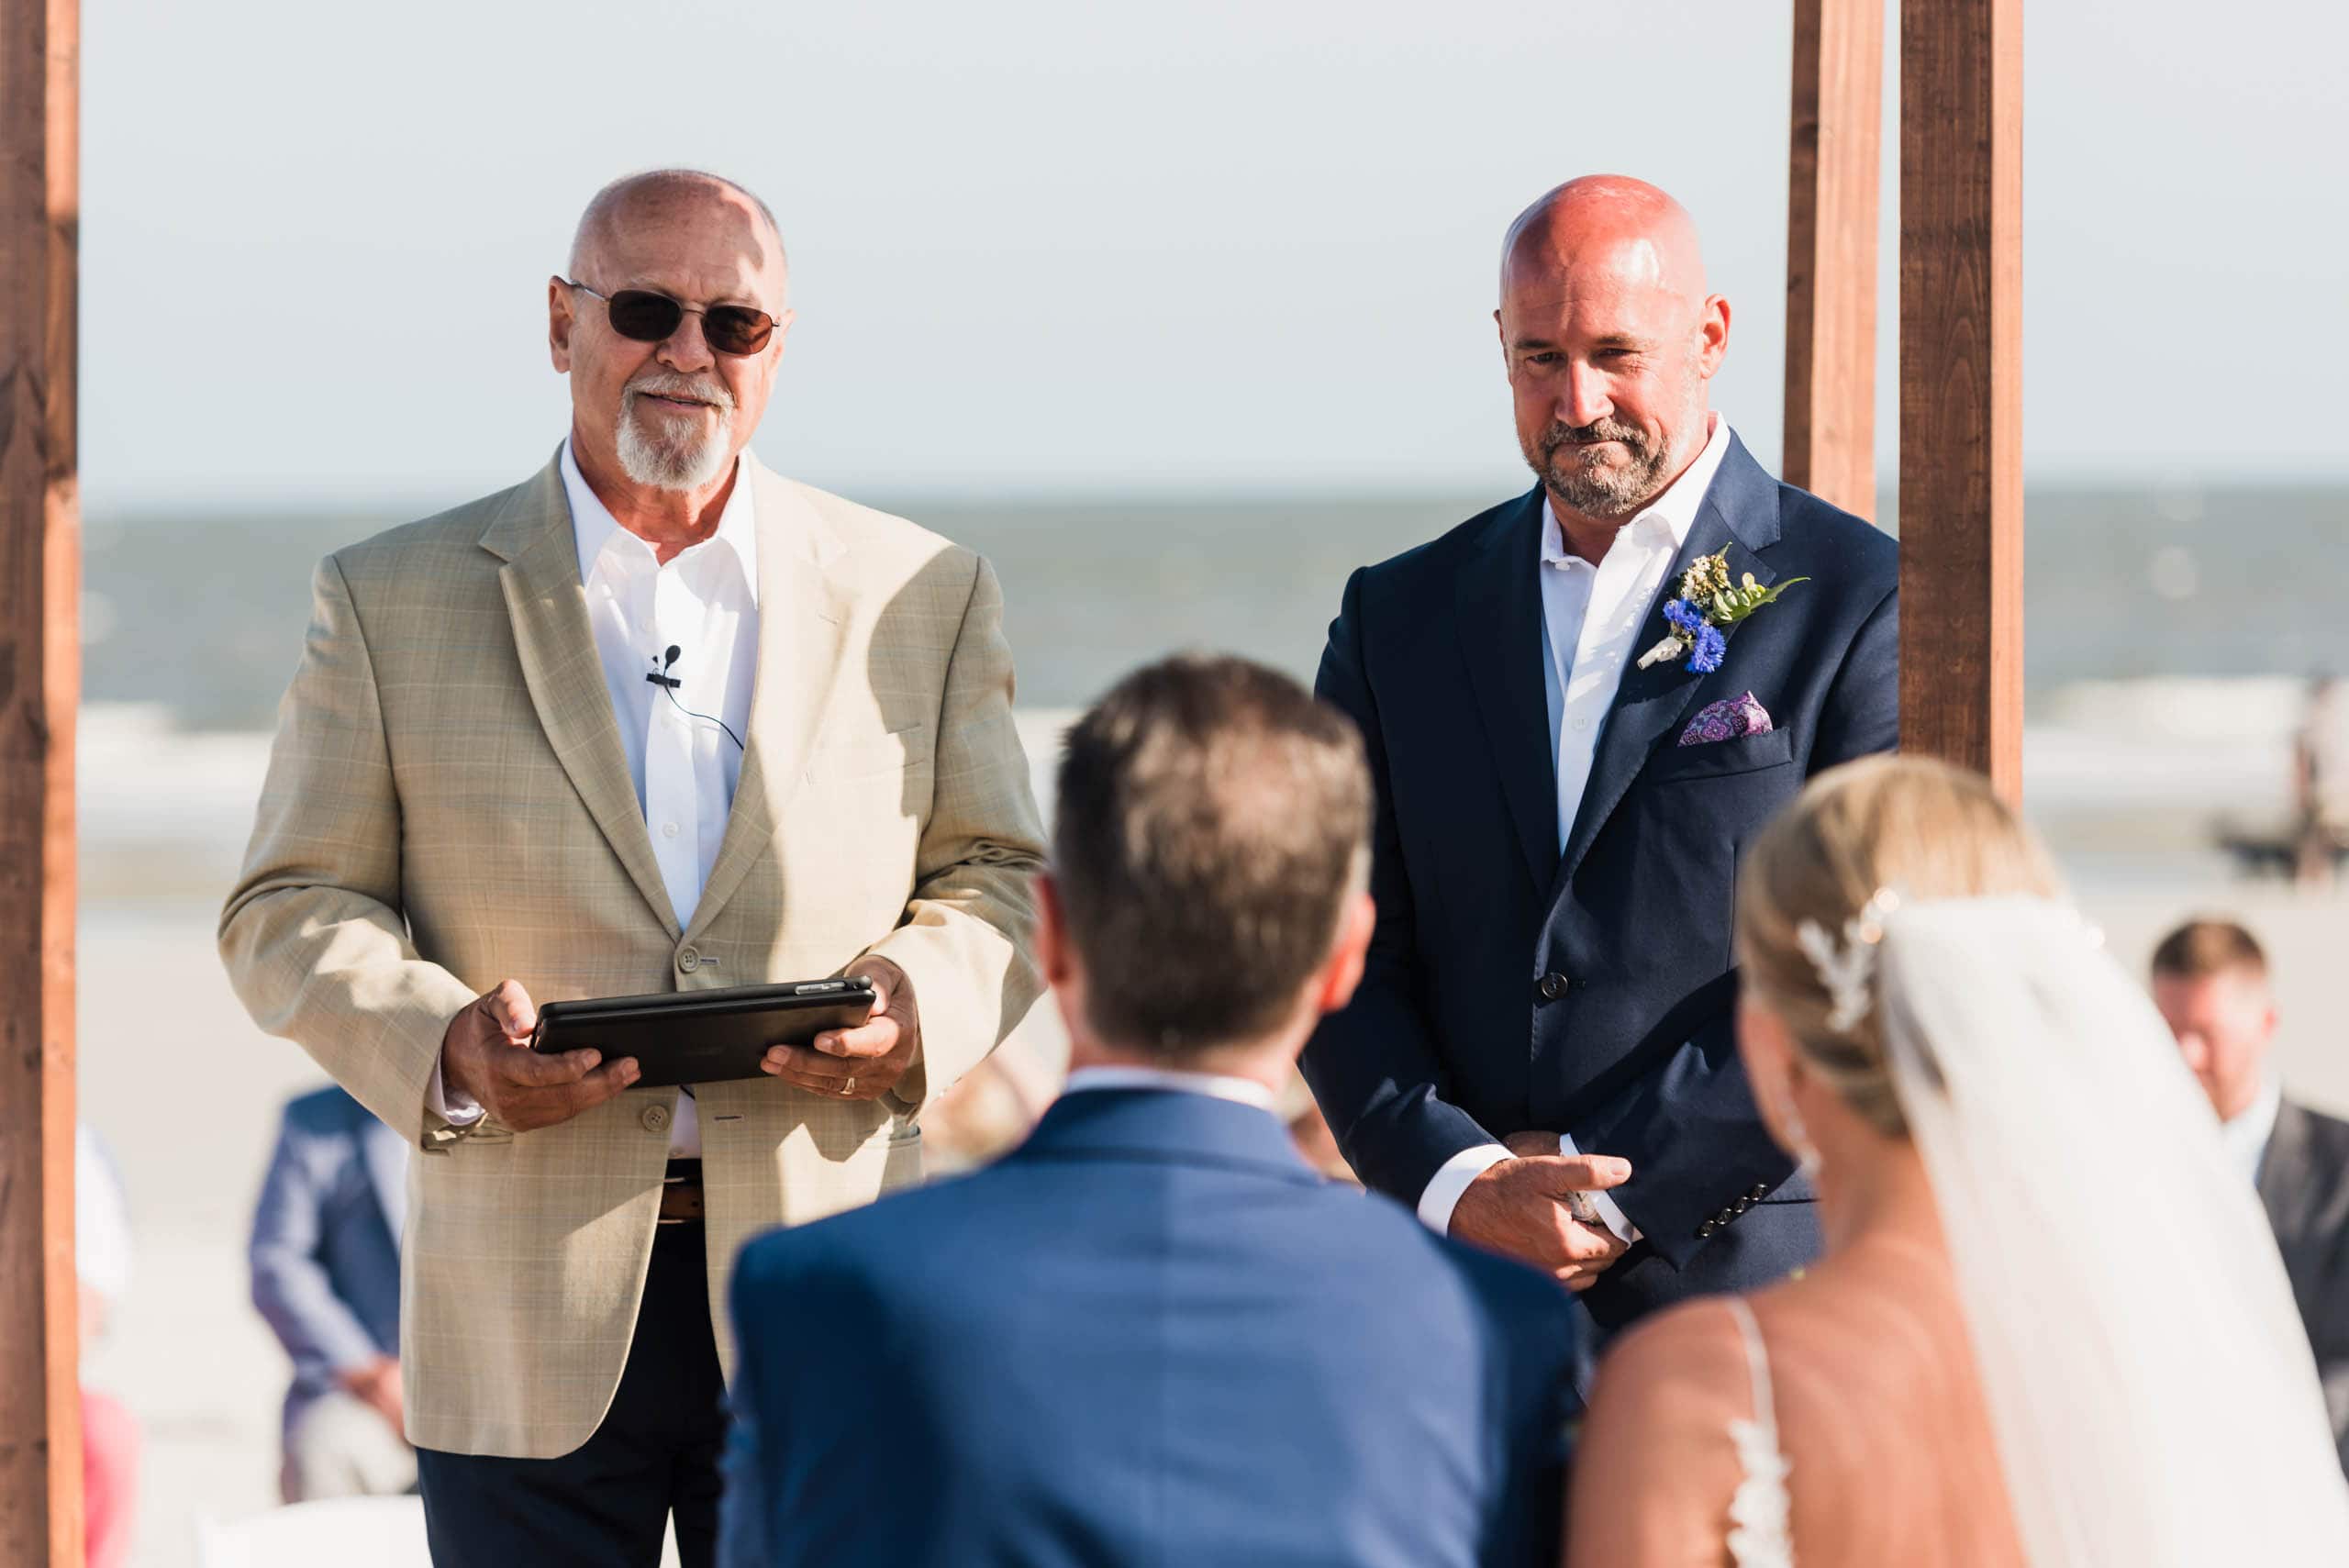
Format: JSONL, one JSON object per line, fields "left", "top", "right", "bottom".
{"left": 720, "top": 1088, "right": 1579, "bottom": 1568}
{"left": 1303, "top": 436, "right": 1898, "bottom": 1329}
{"left": 249, "top": 1084, "right": 406, "bottom": 1438}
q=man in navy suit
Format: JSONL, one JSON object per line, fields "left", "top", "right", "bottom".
{"left": 1303, "top": 176, "right": 1898, "bottom": 1333}
{"left": 250, "top": 1084, "right": 412, "bottom": 1501}
{"left": 721, "top": 655, "right": 1580, "bottom": 1568}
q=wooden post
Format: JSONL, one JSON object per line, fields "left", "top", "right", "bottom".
{"left": 0, "top": 0, "right": 83, "bottom": 1562}
{"left": 1783, "top": 0, "right": 1884, "bottom": 518}
{"left": 1898, "top": 0, "right": 2023, "bottom": 795}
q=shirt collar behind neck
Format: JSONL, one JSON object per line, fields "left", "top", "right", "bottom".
{"left": 2222, "top": 1073, "right": 2285, "bottom": 1180}
{"left": 560, "top": 439, "right": 761, "bottom": 603}
{"left": 1542, "top": 411, "right": 1730, "bottom": 569}
{"left": 1062, "top": 1064, "right": 1279, "bottom": 1112}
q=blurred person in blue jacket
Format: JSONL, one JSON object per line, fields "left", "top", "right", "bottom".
{"left": 249, "top": 1084, "right": 412, "bottom": 1501}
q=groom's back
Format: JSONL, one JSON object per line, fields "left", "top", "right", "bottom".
{"left": 725, "top": 1086, "right": 1577, "bottom": 1568}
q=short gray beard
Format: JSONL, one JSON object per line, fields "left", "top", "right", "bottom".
{"left": 615, "top": 371, "right": 737, "bottom": 491}
{"left": 1534, "top": 415, "right": 1677, "bottom": 518}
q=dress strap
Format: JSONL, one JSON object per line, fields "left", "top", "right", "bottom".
{"left": 1725, "top": 1296, "right": 1780, "bottom": 1437}
{"left": 1723, "top": 1296, "right": 1795, "bottom": 1568}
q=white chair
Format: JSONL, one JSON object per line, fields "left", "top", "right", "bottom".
{"left": 193, "top": 1496, "right": 430, "bottom": 1568}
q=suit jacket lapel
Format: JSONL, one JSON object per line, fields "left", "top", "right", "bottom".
{"left": 1554, "top": 437, "right": 1783, "bottom": 897}
{"left": 685, "top": 459, "right": 852, "bottom": 940}
{"left": 1454, "top": 488, "right": 1560, "bottom": 896}
{"left": 2257, "top": 1098, "right": 2310, "bottom": 1229}
{"left": 481, "top": 452, "right": 683, "bottom": 935}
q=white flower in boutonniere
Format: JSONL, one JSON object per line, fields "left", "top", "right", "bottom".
{"left": 1636, "top": 550, "right": 1809, "bottom": 673}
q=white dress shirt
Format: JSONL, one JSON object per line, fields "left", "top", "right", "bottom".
{"left": 1417, "top": 415, "right": 1734, "bottom": 1241}
{"left": 1062, "top": 1064, "right": 1280, "bottom": 1111}
{"left": 431, "top": 440, "right": 763, "bottom": 1157}
{"left": 2222, "top": 1075, "right": 2285, "bottom": 1186}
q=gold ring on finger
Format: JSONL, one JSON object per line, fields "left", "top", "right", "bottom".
{"left": 842, "top": 1076, "right": 857, "bottom": 1095}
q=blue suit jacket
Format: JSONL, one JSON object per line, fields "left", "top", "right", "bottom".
{"left": 249, "top": 1084, "right": 406, "bottom": 1437}
{"left": 720, "top": 1088, "right": 1579, "bottom": 1568}
{"left": 1303, "top": 437, "right": 1898, "bottom": 1329}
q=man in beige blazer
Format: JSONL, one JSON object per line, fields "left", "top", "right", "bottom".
{"left": 219, "top": 169, "right": 1042, "bottom": 1568}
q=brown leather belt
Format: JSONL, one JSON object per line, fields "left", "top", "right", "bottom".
{"left": 658, "top": 1159, "right": 705, "bottom": 1225}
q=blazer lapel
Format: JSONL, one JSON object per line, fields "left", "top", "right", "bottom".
{"left": 685, "top": 459, "right": 852, "bottom": 940}
{"left": 1454, "top": 488, "right": 1561, "bottom": 896}
{"left": 481, "top": 452, "right": 682, "bottom": 936}
{"left": 1554, "top": 437, "right": 1783, "bottom": 896}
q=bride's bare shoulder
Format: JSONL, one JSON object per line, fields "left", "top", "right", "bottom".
{"left": 1566, "top": 1298, "right": 1756, "bottom": 1565}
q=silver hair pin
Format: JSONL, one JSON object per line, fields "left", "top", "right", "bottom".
{"left": 1794, "top": 887, "right": 1902, "bottom": 1034}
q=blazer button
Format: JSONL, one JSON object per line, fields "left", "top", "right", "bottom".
{"left": 677, "top": 947, "right": 701, "bottom": 974}
{"left": 1537, "top": 972, "right": 1572, "bottom": 1002}
{"left": 1697, "top": 1220, "right": 1719, "bottom": 1239}
{"left": 641, "top": 1104, "right": 672, "bottom": 1133}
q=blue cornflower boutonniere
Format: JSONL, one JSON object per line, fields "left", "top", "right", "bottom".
{"left": 1636, "top": 550, "right": 1809, "bottom": 674}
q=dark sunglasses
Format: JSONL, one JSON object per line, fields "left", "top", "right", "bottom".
{"left": 564, "top": 281, "right": 781, "bottom": 358}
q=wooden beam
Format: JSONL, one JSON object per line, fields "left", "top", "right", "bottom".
{"left": 1898, "top": 0, "right": 2023, "bottom": 795}
{"left": 1783, "top": 0, "right": 1884, "bottom": 518}
{"left": 0, "top": 0, "right": 83, "bottom": 1561}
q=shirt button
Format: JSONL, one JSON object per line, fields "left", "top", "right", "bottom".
{"left": 641, "top": 1104, "right": 671, "bottom": 1133}
{"left": 662, "top": 821, "right": 680, "bottom": 840}
{"left": 1575, "top": 718, "right": 1592, "bottom": 732}
{"left": 677, "top": 947, "right": 701, "bottom": 974}
{"left": 1537, "top": 972, "right": 1572, "bottom": 1002}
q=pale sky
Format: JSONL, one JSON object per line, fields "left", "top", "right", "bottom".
{"left": 82, "top": 0, "right": 2347, "bottom": 510}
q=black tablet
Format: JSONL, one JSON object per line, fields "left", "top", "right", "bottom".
{"left": 528, "top": 976, "right": 880, "bottom": 1088}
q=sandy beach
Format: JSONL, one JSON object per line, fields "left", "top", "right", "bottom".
{"left": 76, "top": 700, "right": 2349, "bottom": 1566}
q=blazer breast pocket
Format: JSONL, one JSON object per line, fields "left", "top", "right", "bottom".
{"left": 1643, "top": 726, "right": 1796, "bottom": 783}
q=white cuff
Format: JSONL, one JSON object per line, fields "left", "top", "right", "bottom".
{"left": 1417, "top": 1144, "right": 1513, "bottom": 1234}
{"left": 1558, "top": 1132, "right": 1642, "bottom": 1243}
{"left": 427, "top": 1059, "right": 486, "bottom": 1128}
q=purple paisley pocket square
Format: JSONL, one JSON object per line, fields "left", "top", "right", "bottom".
{"left": 1679, "top": 691, "right": 1775, "bottom": 747}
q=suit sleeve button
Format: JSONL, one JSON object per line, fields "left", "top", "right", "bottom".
{"left": 1697, "top": 1220, "right": 1718, "bottom": 1239}
{"left": 1732, "top": 1197, "right": 1753, "bottom": 1214}
{"left": 1749, "top": 1183, "right": 1770, "bottom": 1200}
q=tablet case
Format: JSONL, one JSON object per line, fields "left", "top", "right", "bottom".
{"left": 528, "top": 977, "right": 880, "bottom": 1087}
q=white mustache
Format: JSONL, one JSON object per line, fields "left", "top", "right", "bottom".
{"left": 625, "top": 373, "right": 735, "bottom": 414}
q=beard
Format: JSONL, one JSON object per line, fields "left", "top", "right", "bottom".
{"left": 615, "top": 370, "right": 737, "bottom": 490}
{"left": 1526, "top": 414, "right": 1676, "bottom": 518}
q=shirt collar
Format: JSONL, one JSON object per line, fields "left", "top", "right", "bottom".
{"left": 560, "top": 439, "right": 761, "bottom": 605}
{"left": 1062, "top": 1064, "right": 1278, "bottom": 1112}
{"left": 2221, "top": 1074, "right": 2285, "bottom": 1182}
{"left": 1542, "top": 412, "right": 1731, "bottom": 569}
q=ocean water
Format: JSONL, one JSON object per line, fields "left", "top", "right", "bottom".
{"left": 85, "top": 482, "right": 2349, "bottom": 731}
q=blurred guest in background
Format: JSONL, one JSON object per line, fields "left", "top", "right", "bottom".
{"left": 250, "top": 1084, "right": 413, "bottom": 1502}
{"left": 2152, "top": 917, "right": 2349, "bottom": 1471}
{"left": 2294, "top": 673, "right": 2347, "bottom": 888}
{"left": 721, "top": 656, "right": 1579, "bottom": 1568}
{"left": 78, "top": 1125, "right": 138, "bottom": 1568}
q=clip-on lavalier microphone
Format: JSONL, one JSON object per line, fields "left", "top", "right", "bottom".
{"left": 646, "top": 645, "right": 744, "bottom": 751}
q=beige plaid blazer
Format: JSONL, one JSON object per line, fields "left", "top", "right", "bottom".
{"left": 220, "top": 450, "right": 1044, "bottom": 1457}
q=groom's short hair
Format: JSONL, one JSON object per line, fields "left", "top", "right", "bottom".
{"left": 1053, "top": 655, "right": 1371, "bottom": 1057}
{"left": 2151, "top": 918, "right": 2269, "bottom": 985}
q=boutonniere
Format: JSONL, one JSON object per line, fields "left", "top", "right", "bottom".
{"left": 1636, "top": 550, "right": 1809, "bottom": 674}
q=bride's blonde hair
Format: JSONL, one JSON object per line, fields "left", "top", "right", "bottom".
{"left": 1734, "top": 755, "right": 2064, "bottom": 1136}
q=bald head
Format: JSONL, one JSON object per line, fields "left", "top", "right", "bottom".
{"left": 1501, "top": 175, "right": 1708, "bottom": 306}
{"left": 1495, "top": 176, "right": 1729, "bottom": 534}
{"left": 569, "top": 169, "right": 788, "bottom": 305}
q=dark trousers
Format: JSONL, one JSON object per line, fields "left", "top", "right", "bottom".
{"left": 417, "top": 1222, "right": 727, "bottom": 1568}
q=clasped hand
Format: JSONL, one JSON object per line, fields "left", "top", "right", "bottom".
{"left": 1448, "top": 1130, "right": 1633, "bottom": 1291}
